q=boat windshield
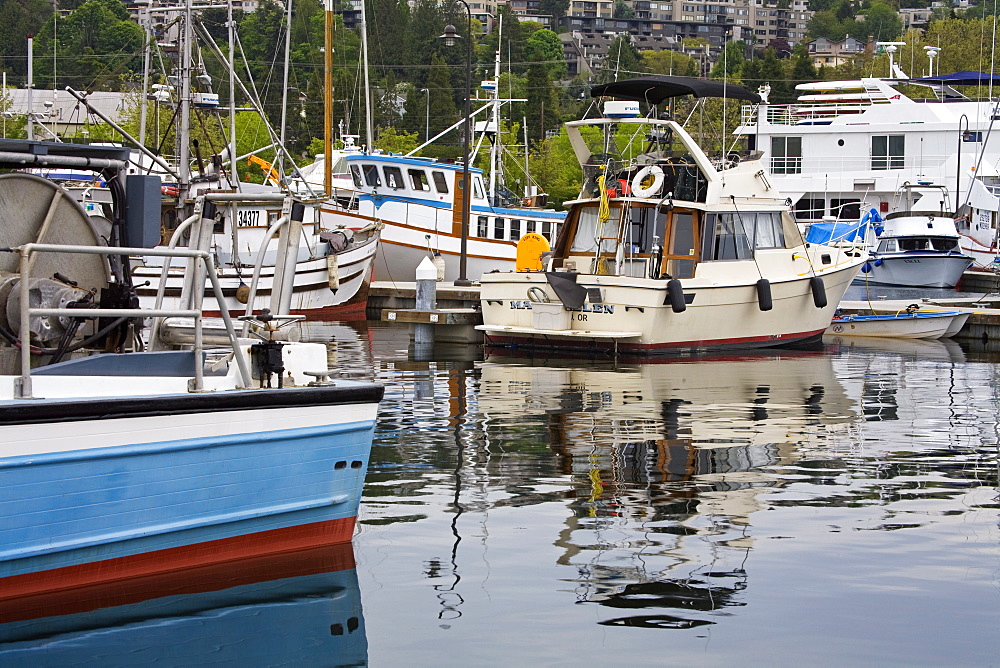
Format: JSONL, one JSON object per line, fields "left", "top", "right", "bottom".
{"left": 702, "top": 211, "right": 789, "bottom": 260}
{"left": 893, "top": 236, "right": 959, "bottom": 252}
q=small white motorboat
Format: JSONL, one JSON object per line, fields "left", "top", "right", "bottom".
{"left": 825, "top": 307, "right": 969, "bottom": 339}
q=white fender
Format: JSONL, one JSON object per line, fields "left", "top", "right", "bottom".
{"left": 631, "top": 165, "right": 665, "bottom": 198}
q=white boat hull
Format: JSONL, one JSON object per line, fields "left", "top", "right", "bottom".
{"left": 825, "top": 312, "right": 967, "bottom": 339}
{"left": 856, "top": 253, "right": 973, "bottom": 288}
{"left": 134, "top": 229, "right": 379, "bottom": 320}
{"left": 479, "top": 250, "right": 862, "bottom": 354}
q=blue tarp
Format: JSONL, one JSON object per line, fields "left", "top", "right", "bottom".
{"left": 806, "top": 220, "right": 866, "bottom": 244}
{"left": 805, "top": 208, "right": 883, "bottom": 245}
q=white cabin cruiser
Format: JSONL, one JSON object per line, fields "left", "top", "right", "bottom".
{"left": 477, "top": 77, "right": 866, "bottom": 356}
{"left": 735, "top": 66, "right": 1000, "bottom": 270}
{"left": 857, "top": 183, "right": 973, "bottom": 287}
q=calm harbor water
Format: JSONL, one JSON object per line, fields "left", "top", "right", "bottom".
{"left": 2, "top": 319, "right": 999, "bottom": 665}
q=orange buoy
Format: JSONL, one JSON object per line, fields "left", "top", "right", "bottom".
{"left": 515, "top": 232, "right": 551, "bottom": 272}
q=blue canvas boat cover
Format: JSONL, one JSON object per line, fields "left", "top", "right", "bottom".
{"left": 806, "top": 220, "right": 866, "bottom": 244}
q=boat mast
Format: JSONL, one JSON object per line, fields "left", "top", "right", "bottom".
{"left": 228, "top": 0, "right": 238, "bottom": 189}
{"left": 138, "top": 3, "right": 151, "bottom": 147}
{"left": 26, "top": 34, "right": 33, "bottom": 141}
{"left": 177, "top": 0, "right": 193, "bottom": 202}
{"left": 488, "top": 17, "right": 502, "bottom": 204}
{"left": 324, "top": 0, "right": 333, "bottom": 193}
{"left": 279, "top": 0, "right": 292, "bottom": 178}
{"left": 360, "top": 0, "right": 373, "bottom": 150}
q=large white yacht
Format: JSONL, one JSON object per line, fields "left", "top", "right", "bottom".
{"left": 734, "top": 50, "right": 1000, "bottom": 270}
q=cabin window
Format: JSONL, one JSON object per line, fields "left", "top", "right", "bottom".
{"left": 872, "top": 135, "right": 904, "bottom": 170}
{"left": 510, "top": 219, "right": 521, "bottom": 241}
{"left": 770, "top": 136, "right": 802, "bottom": 174}
{"left": 526, "top": 220, "right": 536, "bottom": 234}
{"left": 759, "top": 212, "right": 785, "bottom": 248}
{"left": 362, "top": 164, "right": 381, "bottom": 187}
{"left": 878, "top": 239, "right": 898, "bottom": 253}
{"left": 830, "top": 198, "right": 861, "bottom": 221}
{"left": 542, "top": 221, "right": 552, "bottom": 241}
{"left": 477, "top": 215, "right": 489, "bottom": 238}
{"left": 432, "top": 171, "right": 449, "bottom": 193}
{"left": 795, "top": 198, "right": 824, "bottom": 221}
{"left": 408, "top": 169, "right": 430, "bottom": 191}
{"left": 570, "top": 206, "right": 620, "bottom": 253}
{"left": 473, "top": 178, "right": 486, "bottom": 200}
{"left": 383, "top": 166, "right": 404, "bottom": 190}
{"left": 702, "top": 212, "right": 753, "bottom": 260}
{"left": 350, "top": 165, "right": 364, "bottom": 188}
{"left": 494, "top": 217, "right": 505, "bottom": 239}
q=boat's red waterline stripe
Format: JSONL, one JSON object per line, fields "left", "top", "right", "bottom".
{"left": 485, "top": 328, "right": 826, "bottom": 352}
{"left": 0, "top": 516, "right": 357, "bottom": 622}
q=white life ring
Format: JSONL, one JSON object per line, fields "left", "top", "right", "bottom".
{"left": 631, "top": 165, "right": 664, "bottom": 198}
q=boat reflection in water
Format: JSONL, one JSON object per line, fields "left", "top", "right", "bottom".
{"left": 0, "top": 542, "right": 366, "bottom": 664}
{"left": 478, "top": 349, "right": 855, "bottom": 630}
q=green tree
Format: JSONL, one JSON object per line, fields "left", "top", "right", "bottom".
{"left": 425, "top": 52, "right": 458, "bottom": 137}
{"left": 613, "top": 0, "right": 635, "bottom": 18}
{"left": 524, "top": 29, "right": 567, "bottom": 80}
{"left": 0, "top": 0, "right": 53, "bottom": 84}
{"left": 709, "top": 40, "right": 745, "bottom": 80}
{"left": 790, "top": 41, "right": 817, "bottom": 84}
{"left": 742, "top": 48, "right": 792, "bottom": 103}
{"left": 806, "top": 10, "right": 849, "bottom": 40}
{"left": 529, "top": 126, "right": 584, "bottom": 207}
{"left": 200, "top": 7, "right": 245, "bottom": 42}
{"left": 598, "top": 35, "right": 643, "bottom": 83}
{"left": 0, "top": 86, "right": 26, "bottom": 138}
{"left": 33, "top": 0, "right": 144, "bottom": 91}
{"left": 849, "top": 2, "right": 903, "bottom": 42}
{"left": 538, "top": 0, "right": 570, "bottom": 21}
{"left": 525, "top": 55, "right": 557, "bottom": 143}
{"left": 642, "top": 49, "right": 699, "bottom": 76}
{"left": 375, "top": 126, "right": 419, "bottom": 153}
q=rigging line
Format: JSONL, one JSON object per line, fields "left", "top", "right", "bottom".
{"left": 202, "top": 24, "right": 300, "bottom": 179}
{"left": 728, "top": 195, "right": 766, "bottom": 280}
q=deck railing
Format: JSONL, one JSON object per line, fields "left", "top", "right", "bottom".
{"left": 14, "top": 242, "right": 250, "bottom": 398}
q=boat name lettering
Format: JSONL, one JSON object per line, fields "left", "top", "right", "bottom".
{"left": 508, "top": 301, "right": 614, "bottom": 314}
{"left": 237, "top": 209, "right": 262, "bottom": 227}
{"left": 572, "top": 304, "right": 615, "bottom": 314}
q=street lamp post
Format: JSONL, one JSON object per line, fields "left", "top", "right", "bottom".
{"left": 420, "top": 87, "right": 430, "bottom": 143}
{"left": 439, "top": 1, "right": 473, "bottom": 287}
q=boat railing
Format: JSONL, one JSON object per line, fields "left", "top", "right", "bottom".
{"left": 13, "top": 242, "right": 251, "bottom": 399}
{"left": 740, "top": 100, "right": 888, "bottom": 126}
{"left": 768, "top": 152, "right": 950, "bottom": 177}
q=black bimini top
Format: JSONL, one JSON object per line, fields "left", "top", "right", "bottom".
{"left": 590, "top": 76, "right": 761, "bottom": 105}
